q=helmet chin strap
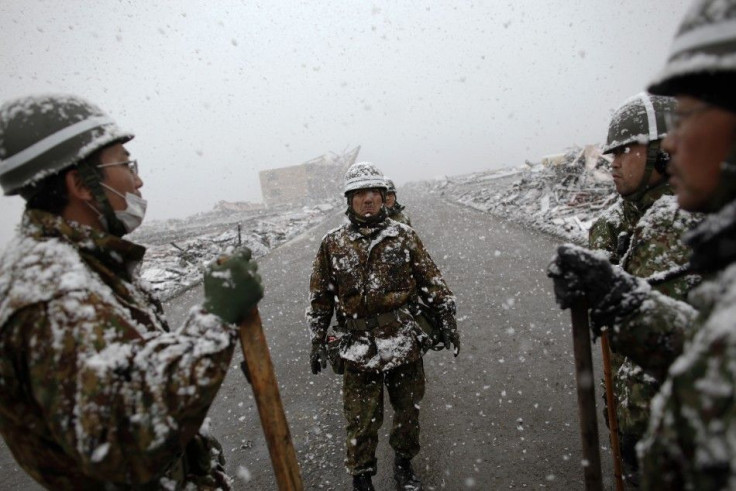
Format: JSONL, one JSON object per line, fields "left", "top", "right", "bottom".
{"left": 622, "top": 141, "right": 666, "bottom": 203}
{"left": 77, "top": 160, "right": 127, "bottom": 237}
{"left": 345, "top": 205, "right": 387, "bottom": 227}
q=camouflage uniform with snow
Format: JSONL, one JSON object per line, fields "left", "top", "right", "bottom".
{"left": 0, "top": 209, "right": 235, "bottom": 490}
{"left": 604, "top": 199, "right": 736, "bottom": 489}
{"left": 588, "top": 1, "right": 736, "bottom": 487}
{"left": 589, "top": 182, "right": 701, "bottom": 475}
{"left": 307, "top": 215, "right": 456, "bottom": 475}
{"left": 384, "top": 178, "right": 412, "bottom": 227}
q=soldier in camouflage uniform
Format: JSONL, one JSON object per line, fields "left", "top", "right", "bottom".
{"left": 549, "top": 1, "right": 736, "bottom": 487}
{"left": 307, "top": 162, "right": 458, "bottom": 491}
{"left": 589, "top": 92, "right": 702, "bottom": 485}
{"left": 385, "top": 178, "right": 412, "bottom": 226}
{"left": 0, "top": 94, "right": 263, "bottom": 490}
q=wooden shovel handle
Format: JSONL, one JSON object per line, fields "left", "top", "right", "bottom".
{"left": 239, "top": 308, "right": 303, "bottom": 491}
{"left": 570, "top": 300, "right": 603, "bottom": 491}
{"left": 601, "top": 331, "right": 625, "bottom": 491}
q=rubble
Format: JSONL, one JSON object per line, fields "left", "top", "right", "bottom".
{"left": 414, "top": 145, "right": 615, "bottom": 245}
{"left": 134, "top": 144, "right": 615, "bottom": 301}
{"left": 131, "top": 200, "right": 340, "bottom": 300}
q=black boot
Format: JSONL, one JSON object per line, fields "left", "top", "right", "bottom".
{"left": 353, "top": 473, "right": 375, "bottom": 491}
{"left": 394, "top": 456, "right": 422, "bottom": 490}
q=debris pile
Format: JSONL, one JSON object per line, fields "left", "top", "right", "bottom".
{"left": 420, "top": 145, "right": 616, "bottom": 244}
{"left": 131, "top": 201, "right": 339, "bottom": 300}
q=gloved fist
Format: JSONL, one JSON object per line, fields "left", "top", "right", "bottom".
{"left": 547, "top": 244, "right": 616, "bottom": 310}
{"left": 547, "top": 243, "right": 647, "bottom": 327}
{"left": 310, "top": 342, "right": 328, "bottom": 375}
{"left": 441, "top": 329, "right": 460, "bottom": 357}
{"left": 204, "top": 247, "right": 264, "bottom": 325}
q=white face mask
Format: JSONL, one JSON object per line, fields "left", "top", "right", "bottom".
{"left": 101, "top": 183, "right": 147, "bottom": 233}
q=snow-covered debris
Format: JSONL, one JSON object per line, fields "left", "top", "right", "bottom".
{"left": 130, "top": 200, "right": 339, "bottom": 300}
{"left": 413, "top": 145, "right": 615, "bottom": 245}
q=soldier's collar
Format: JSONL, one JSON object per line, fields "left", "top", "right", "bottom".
{"left": 23, "top": 208, "right": 146, "bottom": 277}
{"left": 345, "top": 218, "right": 397, "bottom": 242}
{"left": 685, "top": 198, "right": 736, "bottom": 273}
{"left": 621, "top": 180, "right": 671, "bottom": 218}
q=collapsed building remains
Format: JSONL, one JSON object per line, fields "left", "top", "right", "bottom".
{"left": 259, "top": 146, "right": 361, "bottom": 207}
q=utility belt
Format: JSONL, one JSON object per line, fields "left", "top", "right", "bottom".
{"left": 345, "top": 309, "right": 404, "bottom": 331}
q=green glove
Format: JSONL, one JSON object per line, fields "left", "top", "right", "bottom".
{"left": 203, "top": 248, "right": 264, "bottom": 324}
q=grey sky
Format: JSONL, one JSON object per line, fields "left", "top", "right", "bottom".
{"left": 0, "top": 0, "right": 690, "bottom": 248}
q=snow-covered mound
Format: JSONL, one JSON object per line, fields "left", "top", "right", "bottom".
{"left": 414, "top": 146, "right": 616, "bottom": 245}
{"left": 131, "top": 200, "right": 340, "bottom": 300}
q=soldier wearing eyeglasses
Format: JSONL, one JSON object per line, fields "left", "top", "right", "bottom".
{"left": 0, "top": 94, "right": 264, "bottom": 489}
{"left": 548, "top": 1, "right": 736, "bottom": 488}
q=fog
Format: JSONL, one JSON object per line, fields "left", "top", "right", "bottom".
{"left": 0, "top": 0, "right": 690, "bottom": 248}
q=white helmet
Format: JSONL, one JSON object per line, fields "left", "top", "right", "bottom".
{"left": 343, "top": 162, "right": 387, "bottom": 196}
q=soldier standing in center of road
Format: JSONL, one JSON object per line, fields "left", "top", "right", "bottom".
{"left": 306, "top": 162, "right": 458, "bottom": 491}
{"left": 589, "top": 92, "right": 702, "bottom": 486}
{"left": 384, "top": 177, "right": 412, "bottom": 226}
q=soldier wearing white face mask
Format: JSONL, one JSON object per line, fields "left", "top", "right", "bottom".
{"left": 0, "top": 94, "right": 265, "bottom": 489}
{"left": 0, "top": 95, "right": 147, "bottom": 236}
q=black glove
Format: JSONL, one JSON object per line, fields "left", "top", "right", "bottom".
{"left": 441, "top": 328, "right": 460, "bottom": 357}
{"left": 310, "top": 342, "right": 328, "bottom": 375}
{"left": 547, "top": 244, "right": 646, "bottom": 327}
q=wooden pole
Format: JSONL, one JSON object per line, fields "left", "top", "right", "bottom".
{"left": 239, "top": 308, "right": 304, "bottom": 491}
{"left": 570, "top": 301, "right": 603, "bottom": 491}
{"left": 601, "top": 332, "right": 625, "bottom": 491}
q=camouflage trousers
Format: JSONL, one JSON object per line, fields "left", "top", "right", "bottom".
{"left": 602, "top": 353, "right": 660, "bottom": 486}
{"left": 343, "top": 359, "right": 425, "bottom": 476}
{"left": 168, "top": 433, "right": 232, "bottom": 490}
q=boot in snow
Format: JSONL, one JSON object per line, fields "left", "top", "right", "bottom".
{"left": 353, "top": 473, "right": 375, "bottom": 491}
{"left": 394, "top": 456, "right": 422, "bottom": 490}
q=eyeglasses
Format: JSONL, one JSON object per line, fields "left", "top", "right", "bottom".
{"left": 664, "top": 104, "right": 714, "bottom": 132}
{"left": 97, "top": 159, "right": 139, "bottom": 175}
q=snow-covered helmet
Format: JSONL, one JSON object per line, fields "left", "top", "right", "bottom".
{"left": 385, "top": 178, "right": 396, "bottom": 194}
{"left": 602, "top": 93, "right": 675, "bottom": 155}
{"left": 343, "top": 162, "right": 387, "bottom": 196}
{"left": 648, "top": 0, "right": 736, "bottom": 212}
{"left": 648, "top": 0, "right": 736, "bottom": 113}
{"left": 0, "top": 94, "right": 133, "bottom": 196}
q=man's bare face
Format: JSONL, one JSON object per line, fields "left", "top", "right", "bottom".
{"left": 351, "top": 188, "right": 383, "bottom": 217}
{"left": 610, "top": 143, "right": 648, "bottom": 196}
{"left": 664, "top": 95, "right": 736, "bottom": 212}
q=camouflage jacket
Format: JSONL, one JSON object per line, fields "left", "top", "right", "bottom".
{"left": 307, "top": 216, "right": 456, "bottom": 371}
{"left": 589, "top": 183, "right": 701, "bottom": 437}
{"left": 0, "top": 210, "right": 236, "bottom": 490}
{"left": 606, "top": 199, "right": 736, "bottom": 489}
{"left": 387, "top": 203, "right": 412, "bottom": 227}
